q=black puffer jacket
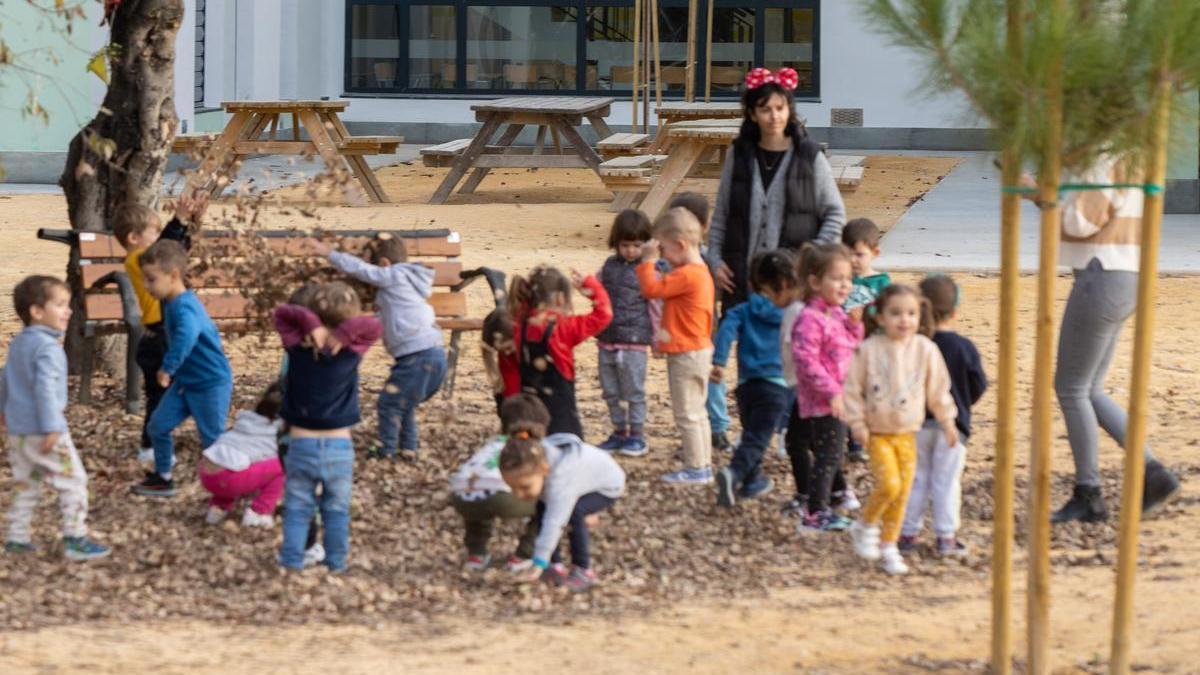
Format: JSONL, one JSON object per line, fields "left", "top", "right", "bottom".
{"left": 597, "top": 255, "right": 653, "bottom": 345}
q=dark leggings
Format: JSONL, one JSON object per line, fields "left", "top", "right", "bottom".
{"left": 785, "top": 408, "right": 847, "bottom": 511}
{"left": 536, "top": 492, "right": 616, "bottom": 569}
{"left": 136, "top": 327, "right": 168, "bottom": 449}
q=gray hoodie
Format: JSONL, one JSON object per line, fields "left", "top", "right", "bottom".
{"left": 329, "top": 251, "right": 444, "bottom": 358}
{"left": 533, "top": 433, "right": 626, "bottom": 564}
{"left": 0, "top": 325, "right": 68, "bottom": 436}
{"left": 202, "top": 410, "right": 282, "bottom": 471}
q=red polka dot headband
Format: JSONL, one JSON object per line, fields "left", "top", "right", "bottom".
{"left": 744, "top": 67, "right": 799, "bottom": 92}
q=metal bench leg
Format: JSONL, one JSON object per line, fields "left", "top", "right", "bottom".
{"left": 125, "top": 325, "right": 145, "bottom": 415}
{"left": 79, "top": 330, "right": 95, "bottom": 406}
{"left": 444, "top": 329, "right": 463, "bottom": 399}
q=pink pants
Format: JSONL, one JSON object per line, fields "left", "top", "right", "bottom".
{"left": 199, "top": 457, "right": 284, "bottom": 515}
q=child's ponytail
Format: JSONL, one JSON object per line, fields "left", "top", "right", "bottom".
{"left": 507, "top": 274, "right": 532, "bottom": 320}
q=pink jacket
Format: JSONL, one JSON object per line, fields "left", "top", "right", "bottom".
{"left": 793, "top": 297, "right": 864, "bottom": 418}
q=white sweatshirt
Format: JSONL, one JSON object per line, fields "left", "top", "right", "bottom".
{"left": 533, "top": 434, "right": 626, "bottom": 565}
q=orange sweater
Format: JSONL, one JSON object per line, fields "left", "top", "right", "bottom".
{"left": 636, "top": 261, "right": 714, "bottom": 353}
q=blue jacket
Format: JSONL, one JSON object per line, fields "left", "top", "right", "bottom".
{"left": 0, "top": 325, "right": 69, "bottom": 435}
{"left": 161, "top": 290, "right": 232, "bottom": 390}
{"left": 712, "top": 293, "right": 785, "bottom": 384}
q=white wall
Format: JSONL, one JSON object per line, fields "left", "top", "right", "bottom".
{"left": 174, "top": 0, "right": 196, "bottom": 132}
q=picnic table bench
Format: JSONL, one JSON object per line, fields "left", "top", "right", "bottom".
{"left": 38, "top": 228, "right": 497, "bottom": 412}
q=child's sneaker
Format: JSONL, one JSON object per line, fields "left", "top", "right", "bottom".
{"left": 780, "top": 495, "right": 808, "bottom": 518}
{"left": 241, "top": 508, "right": 274, "bottom": 528}
{"left": 302, "top": 543, "right": 326, "bottom": 568}
{"left": 798, "top": 509, "right": 852, "bottom": 533}
{"left": 540, "top": 562, "right": 569, "bottom": 586}
{"left": 399, "top": 449, "right": 419, "bottom": 463}
{"left": 739, "top": 476, "right": 774, "bottom": 500}
{"left": 5, "top": 541, "right": 35, "bottom": 554}
{"left": 714, "top": 467, "right": 737, "bottom": 507}
{"left": 850, "top": 521, "right": 881, "bottom": 561}
{"left": 504, "top": 554, "right": 533, "bottom": 573}
{"left": 205, "top": 506, "right": 229, "bottom": 525}
{"left": 847, "top": 440, "right": 867, "bottom": 463}
{"left": 598, "top": 433, "right": 626, "bottom": 452}
{"left": 463, "top": 553, "right": 491, "bottom": 571}
{"left": 897, "top": 534, "right": 918, "bottom": 553}
{"left": 564, "top": 566, "right": 597, "bottom": 593}
{"left": 880, "top": 544, "right": 909, "bottom": 575}
{"left": 63, "top": 536, "right": 111, "bottom": 562}
{"left": 832, "top": 488, "right": 862, "bottom": 512}
{"left": 132, "top": 472, "right": 176, "bottom": 497}
{"left": 618, "top": 435, "right": 649, "bottom": 457}
{"left": 711, "top": 431, "right": 731, "bottom": 453}
{"left": 936, "top": 536, "right": 968, "bottom": 558}
{"left": 661, "top": 466, "right": 713, "bottom": 485}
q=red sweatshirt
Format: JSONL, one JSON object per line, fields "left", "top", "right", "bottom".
{"left": 512, "top": 275, "right": 612, "bottom": 382}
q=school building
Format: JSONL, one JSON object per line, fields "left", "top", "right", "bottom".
{"left": 2, "top": 0, "right": 1197, "bottom": 212}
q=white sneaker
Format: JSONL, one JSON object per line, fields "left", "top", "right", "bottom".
{"left": 302, "top": 543, "right": 326, "bottom": 568}
{"left": 839, "top": 488, "right": 862, "bottom": 512}
{"left": 880, "top": 544, "right": 909, "bottom": 575}
{"left": 241, "top": 508, "right": 274, "bottom": 527}
{"left": 850, "top": 521, "right": 881, "bottom": 561}
{"left": 205, "top": 506, "right": 228, "bottom": 525}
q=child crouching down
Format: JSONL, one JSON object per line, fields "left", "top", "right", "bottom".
{"left": 449, "top": 393, "right": 550, "bottom": 572}
{"left": 199, "top": 384, "right": 286, "bottom": 528}
{"left": 275, "top": 282, "right": 382, "bottom": 572}
{"left": 500, "top": 431, "right": 626, "bottom": 593}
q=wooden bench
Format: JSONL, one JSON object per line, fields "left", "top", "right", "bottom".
{"left": 420, "top": 139, "right": 473, "bottom": 167}
{"left": 599, "top": 154, "right": 668, "bottom": 211}
{"left": 37, "top": 228, "right": 499, "bottom": 412}
{"left": 171, "top": 133, "right": 220, "bottom": 155}
{"left": 597, "top": 132, "right": 651, "bottom": 158}
{"left": 173, "top": 133, "right": 404, "bottom": 157}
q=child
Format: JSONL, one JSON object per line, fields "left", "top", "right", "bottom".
{"left": 711, "top": 250, "right": 798, "bottom": 507}
{"left": 199, "top": 384, "right": 286, "bottom": 528}
{"left": 899, "top": 276, "right": 987, "bottom": 557}
{"left": 112, "top": 195, "right": 203, "bottom": 467}
{"left": 510, "top": 266, "right": 612, "bottom": 438}
{"left": 845, "top": 285, "right": 957, "bottom": 575}
{"left": 842, "top": 217, "right": 890, "bottom": 464}
{"left": 638, "top": 207, "right": 716, "bottom": 485}
{"left": 449, "top": 393, "right": 548, "bottom": 571}
{"left": 274, "top": 282, "right": 382, "bottom": 572}
{"left": 500, "top": 426, "right": 626, "bottom": 593}
{"left": 317, "top": 235, "right": 445, "bottom": 462}
{"left": 1, "top": 276, "right": 110, "bottom": 561}
{"left": 132, "top": 239, "right": 234, "bottom": 497}
{"left": 596, "top": 209, "right": 654, "bottom": 457}
{"left": 480, "top": 306, "right": 519, "bottom": 417}
{"left": 792, "top": 244, "right": 864, "bottom": 532}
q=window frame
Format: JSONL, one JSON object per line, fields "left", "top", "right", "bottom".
{"left": 344, "top": 0, "right": 819, "bottom": 99}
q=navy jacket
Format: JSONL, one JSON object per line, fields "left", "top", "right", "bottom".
{"left": 927, "top": 330, "right": 988, "bottom": 439}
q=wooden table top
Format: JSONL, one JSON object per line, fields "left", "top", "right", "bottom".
{"left": 669, "top": 118, "right": 742, "bottom": 140}
{"left": 655, "top": 102, "right": 743, "bottom": 119}
{"left": 223, "top": 100, "right": 350, "bottom": 112}
{"left": 471, "top": 96, "right": 615, "bottom": 114}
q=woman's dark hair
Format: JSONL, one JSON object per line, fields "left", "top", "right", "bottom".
{"left": 498, "top": 393, "right": 551, "bottom": 439}
{"left": 919, "top": 275, "right": 959, "bottom": 324}
{"left": 798, "top": 242, "right": 852, "bottom": 301}
{"left": 508, "top": 265, "right": 573, "bottom": 315}
{"left": 255, "top": 383, "right": 284, "bottom": 420}
{"left": 482, "top": 306, "right": 514, "bottom": 349}
{"left": 607, "top": 209, "right": 652, "bottom": 249}
{"left": 738, "top": 82, "right": 805, "bottom": 146}
{"left": 749, "top": 249, "right": 799, "bottom": 293}
{"left": 867, "top": 284, "right": 935, "bottom": 338}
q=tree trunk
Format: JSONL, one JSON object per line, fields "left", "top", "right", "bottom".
{"left": 59, "top": 0, "right": 185, "bottom": 371}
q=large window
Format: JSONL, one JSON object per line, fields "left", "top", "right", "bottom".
{"left": 345, "top": 0, "right": 819, "bottom": 97}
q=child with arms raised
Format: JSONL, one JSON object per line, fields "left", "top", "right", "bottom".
{"left": 199, "top": 384, "right": 286, "bottom": 528}
{"left": 2, "top": 276, "right": 110, "bottom": 560}
{"left": 846, "top": 285, "right": 957, "bottom": 575}
{"left": 274, "top": 282, "right": 382, "bottom": 571}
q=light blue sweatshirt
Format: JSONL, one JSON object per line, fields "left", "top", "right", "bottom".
{"left": 0, "top": 325, "right": 69, "bottom": 435}
{"left": 329, "top": 251, "right": 443, "bottom": 358}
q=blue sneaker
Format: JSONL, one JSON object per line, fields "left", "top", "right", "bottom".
{"left": 715, "top": 467, "right": 737, "bottom": 507}
{"left": 661, "top": 466, "right": 713, "bottom": 485}
{"left": 618, "top": 435, "right": 649, "bottom": 457}
{"left": 798, "top": 509, "right": 852, "bottom": 533}
{"left": 598, "top": 433, "right": 626, "bottom": 452}
{"left": 63, "top": 536, "right": 111, "bottom": 562}
{"left": 739, "top": 476, "right": 774, "bottom": 500}
{"left": 5, "top": 541, "right": 35, "bottom": 554}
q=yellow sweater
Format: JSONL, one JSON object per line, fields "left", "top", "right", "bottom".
{"left": 844, "top": 333, "right": 957, "bottom": 438}
{"left": 124, "top": 250, "right": 161, "bottom": 326}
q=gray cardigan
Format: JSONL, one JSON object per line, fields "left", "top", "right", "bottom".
{"left": 706, "top": 146, "right": 846, "bottom": 275}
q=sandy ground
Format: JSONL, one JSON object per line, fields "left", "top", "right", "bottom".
{"left": 1, "top": 157, "right": 1197, "bottom": 674}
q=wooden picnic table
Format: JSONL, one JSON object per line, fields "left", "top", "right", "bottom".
{"left": 638, "top": 118, "right": 742, "bottom": 217}
{"left": 178, "top": 100, "right": 402, "bottom": 206}
{"left": 651, "top": 102, "right": 743, "bottom": 152}
{"left": 428, "top": 96, "right": 614, "bottom": 204}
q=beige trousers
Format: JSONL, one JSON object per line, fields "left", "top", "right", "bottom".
{"left": 667, "top": 349, "right": 713, "bottom": 469}
{"left": 6, "top": 432, "right": 89, "bottom": 543}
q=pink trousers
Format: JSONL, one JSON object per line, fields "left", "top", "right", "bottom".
{"left": 199, "top": 457, "right": 284, "bottom": 515}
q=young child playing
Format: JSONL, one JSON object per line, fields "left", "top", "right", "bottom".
{"left": 316, "top": 235, "right": 445, "bottom": 462}
{"left": 638, "top": 207, "right": 716, "bottom": 485}
{"left": 132, "top": 239, "right": 234, "bottom": 497}
{"left": 199, "top": 383, "right": 286, "bottom": 528}
{"left": 845, "top": 285, "right": 957, "bottom": 575}
{"left": 711, "top": 250, "right": 798, "bottom": 507}
{"left": 449, "top": 393, "right": 549, "bottom": 572}
{"left": 792, "top": 244, "right": 864, "bottom": 532}
{"left": 1, "top": 276, "right": 110, "bottom": 561}
{"left": 596, "top": 209, "right": 654, "bottom": 457}
{"left": 842, "top": 217, "right": 890, "bottom": 463}
{"left": 111, "top": 194, "right": 204, "bottom": 467}
{"left": 899, "top": 276, "right": 987, "bottom": 557}
{"left": 274, "top": 282, "right": 382, "bottom": 572}
{"left": 480, "top": 306, "right": 519, "bottom": 417}
{"left": 510, "top": 266, "right": 612, "bottom": 438}
{"left": 500, "top": 424, "right": 626, "bottom": 593}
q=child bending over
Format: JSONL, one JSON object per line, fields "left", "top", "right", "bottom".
{"left": 846, "top": 285, "right": 957, "bottom": 575}
{"left": 1, "top": 276, "right": 110, "bottom": 561}
{"left": 200, "top": 384, "right": 286, "bottom": 528}
{"left": 275, "top": 282, "right": 382, "bottom": 572}
{"left": 449, "top": 393, "right": 550, "bottom": 572}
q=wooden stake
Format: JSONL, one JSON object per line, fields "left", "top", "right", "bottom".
{"left": 1110, "top": 45, "right": 1175, "bottom": 675}
{"left": 1027, "top": 3, "right": 1067, "bottom": 672}
{"left": 632, "top": 0, "right": 642, "bottom": 133}
{"left": 685, "top": 0, "right": 697, "bottom": 102}
{"left": 704, "top": 0, "right": 714, "bottom": 102}
{"left": 650, "top": 0, "right": 663, "bottom": 107}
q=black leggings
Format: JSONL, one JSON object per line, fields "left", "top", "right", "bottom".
{"left": 785, "top": 408, "right": 847, "bottom": 512}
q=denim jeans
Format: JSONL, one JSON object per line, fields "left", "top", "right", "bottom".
{"left": 535, "top": 492, "right": 616, "bottom": 569}
{"left": 148, "top": 380, "right": 232, "bottom": 477}
{"left": 279, "top": 437, "right": 354, "bottom": 571}
{"left": 378, "top": 347, "right": 446, "bottom": 455}
{"left": 707, "top": 380, "right": 731, "bottom": 434}
{"left": 729, "top": 379, "right": 792, "bottom": 486}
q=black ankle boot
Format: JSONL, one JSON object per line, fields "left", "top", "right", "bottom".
{"left": 1051, "top": 485, "right": 1108, "bottom": 524}
{"left": 1142, "top": 460, "right": 1181, "bottom": 515}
